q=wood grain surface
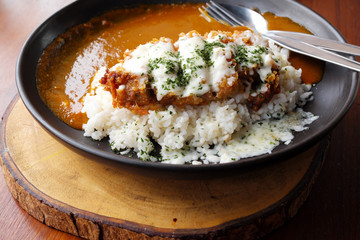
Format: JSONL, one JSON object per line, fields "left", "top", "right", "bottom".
{"left": 0, "top": 0, "right": 359, "bottom": 240}
{"left": 0, "top": 98, "right": 327, "bottom": 239}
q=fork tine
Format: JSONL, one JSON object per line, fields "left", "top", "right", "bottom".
{"left": 202, "top": 4, "right": 234, "bottom": 26}
{"left": 201, "top": 5, "right": 224, "bottom": 24}
{"left": 209, "top": 1, "right": 244, "bottom": 26}
{"left": 205, "top": 2, "right": 238, "bottom": 26}
{"left": 199, "top": 6, "right": 213, "bottom": 22}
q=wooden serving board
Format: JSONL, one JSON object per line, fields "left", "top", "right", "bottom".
{"left": 0, "top": 98, "right": 328, "bottom": 240}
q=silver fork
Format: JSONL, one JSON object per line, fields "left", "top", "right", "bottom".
{"left": 201, "top": 1, "right": 360, "bottom": 72}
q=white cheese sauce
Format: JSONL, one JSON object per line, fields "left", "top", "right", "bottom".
{"left": 206, "top": 33, "right": 237, "bottom": 92}
{"left": 175, "top": 34, "right": 209, "bottom": 97}
{"left": 122, "top": 39, "right": 181, "bottom": 100}
{"left": 119, "top": 31, "right": 286, "bottom": 100}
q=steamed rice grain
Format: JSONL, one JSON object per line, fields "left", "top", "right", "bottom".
{"left": 81, "top": 31, "right": 318, "bottom": 164}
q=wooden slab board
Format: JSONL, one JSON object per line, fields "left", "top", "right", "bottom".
{"left": 0, "top": 98, "right": 328, "bottom": 240}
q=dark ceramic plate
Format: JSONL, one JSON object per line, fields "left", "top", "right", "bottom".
{"left": 16, "top": 0, "right": 359, "bottom": 177}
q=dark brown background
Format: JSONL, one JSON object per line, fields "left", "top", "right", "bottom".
{"left": 0, "top": 0, "right": 359, "bottom": 239}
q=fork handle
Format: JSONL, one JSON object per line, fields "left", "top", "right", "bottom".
{"left": 264, "top": 32, "right": 360, "bottom": 72}
{"left": 268, "top": 30, "right": 360, "bottom": 56}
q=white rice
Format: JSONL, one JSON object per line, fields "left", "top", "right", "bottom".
{"left": 81, "top": 31, "right": 318, "bottom": 164}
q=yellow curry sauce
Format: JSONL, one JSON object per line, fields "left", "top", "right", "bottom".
{"left": 36, "top": 3, "right": 324, "bottom": 129}
{"left": 263, "top": 12, "right": 324, "bottom": 84}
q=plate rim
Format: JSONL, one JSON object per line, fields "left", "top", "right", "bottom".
{"left": 15, "top": 0, "right": 360, "bottom": 172}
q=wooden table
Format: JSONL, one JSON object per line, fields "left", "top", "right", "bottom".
{"left": 0, "top": 0, "right": 359, "bottom": 239}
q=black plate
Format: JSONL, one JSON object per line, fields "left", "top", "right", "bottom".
{"left": 16, "top": 0, "right": 359, "bottom": 178}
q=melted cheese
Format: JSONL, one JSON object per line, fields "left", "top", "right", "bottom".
{"left": 219, "top": 109, "right": 319, "bottom": 163}
{"left": 207, "top": 33, "right": 237, "bottom": 92}
{"left": 122, "top": 39, "right": 181, "bottom": 100}
{"left": 118, "top": 30, "right": 286, "bottom": 101}
{"left": 176, "top": 34, "right": 209, "bottom": 97}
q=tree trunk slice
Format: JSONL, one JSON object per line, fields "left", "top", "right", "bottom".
{"left": 0, "top": 97, "right": 328, "bottom": 240}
